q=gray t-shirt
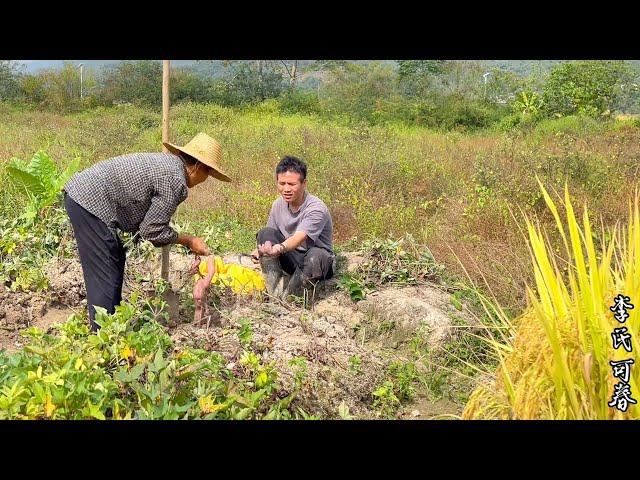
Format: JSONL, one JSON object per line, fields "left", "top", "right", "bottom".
{"left": 267, "top": 192, "right": 333, "bottom": 254}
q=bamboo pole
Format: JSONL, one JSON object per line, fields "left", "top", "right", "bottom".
{"left": 161, "top": 60, "right": 170, "bottom": 282}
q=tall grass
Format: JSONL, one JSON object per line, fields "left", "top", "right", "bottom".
{"left": 1, "top": 101, "right": 640, "bottom": 313}
{"left": 463, "top": 181, "right": 640, "bottom": 419}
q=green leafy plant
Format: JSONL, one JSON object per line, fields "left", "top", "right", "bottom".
{"left": 348, "top": 355, "right": 362, "bottom": 374}
{"left": 338, "top": 274, "right": 366, "bottom": 302}
{"left": 372, "top": 380, "right": 400, "bottom": 418}
{"left": 6, "top": 151, "right": 79, "bottom": 224}
{"left": 354, "top": 235, "right": 444, "bottom": 288}
{"left": 0, "top": 291, "right": 313, "bottom": 420}
{"left": 237, "top": 318, "right": 253, "bottom": 349}
{"left": 512, "top": 89, "right": 543, "bottom": 119}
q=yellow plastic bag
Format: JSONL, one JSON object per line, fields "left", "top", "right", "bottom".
{"left": 196, "top": 256, "right": 266, "bottom": 295}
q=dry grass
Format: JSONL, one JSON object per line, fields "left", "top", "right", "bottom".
{"left": 2, "top": 102, "right": 640, "bottom": 317}
{"left": 463, "top": 184, "right": 640, "bottom": 419}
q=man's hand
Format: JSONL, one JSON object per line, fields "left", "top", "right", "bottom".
{"left": 176, "top": 233, "right": 210, "bottom": 256}
{"left": 250, "top": 248, "right": 260, "bottom": 264}
{"left": 258, "top": 240, "right": 285, "bottom": 257}
{"left": 189, "top": 236, "right": 210, "bottom": 256}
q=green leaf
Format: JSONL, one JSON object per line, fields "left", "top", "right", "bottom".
{"left": 152, "top": 348, "right": 167, "bottom": 372}
{"left": 338, "top": 401, "right": 354, "bottom": 420}
{"left": 235, "top": 407, "right": 253, "bottom": 420}
{"left": 451, "top": 293, "right": 463, "bottom": 311}
{"left": 115, "top": 363, "right": 145, "bottom": 383}
{"left": 32, "top": 382, "right": 46, "bottom": 403}
{"left": 29, "top": 151, "right": 58, "bottom": 190}
{"left": 6, "top": 166, "right": 46, "bottom": 197}
{"left": 54, "top": 157, "right": 80, "bottom": 191}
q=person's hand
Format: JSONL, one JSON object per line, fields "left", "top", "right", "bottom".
{"left": 250, "top": 248, "right": 260, "bottom": 264}
{"left": 189, "top": 236, "right": 210, "bottom": 256}
{"left": 188, "top": 255, "right": 201, "bottom": 275}
{"left": 258, "top": 240, "right": 273, "bottom": 256}
{"left": 258, "top": 240, "right": 284, "bottom": 257}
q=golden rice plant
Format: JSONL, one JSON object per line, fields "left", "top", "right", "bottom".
{"left": 463, "top": 180, "right": 640, "bottom": 419}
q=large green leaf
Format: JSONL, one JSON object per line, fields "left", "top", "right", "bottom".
{"left": 6, "top": 165, "right": 46, "bottom": 196}
{"left": 29, "top": 151, "right": 58, "bottom": 189}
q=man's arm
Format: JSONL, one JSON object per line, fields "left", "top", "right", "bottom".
{"left": 259, "top": 205, "right": 328, "bottom": 257}
{"left": 258, "top": 231, "right": 308, "bottom": 257}
{"left": 274, "top": 231, "right": 307, "bottom": 255}
{"left": 138, "top": 177, "right": 209, "bottom": 255}
{"left": 271, "top": 206, "right": 328, "bottom": 256}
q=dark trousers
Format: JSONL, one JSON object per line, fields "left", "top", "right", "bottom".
{"left": 64, "top": 193, "right": 126, "bottom": 331}
{"left": 257, "top": 227, "right": 334, "bottom": 281}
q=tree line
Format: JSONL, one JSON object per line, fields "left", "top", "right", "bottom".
{"left": 1, "top": 60, "right": 639, "bottom": 130}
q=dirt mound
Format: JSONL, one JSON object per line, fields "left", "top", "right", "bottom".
{"left": 0, "top": 288, "right": 75, "bottom": 354}
{"left": 355, "top": 284, "right": 472, "bottom": 348}
{"left": 164, "top": 268, "right": 469, "bottom": 418}
{"left": 0, "top": 288, "right": 48, "bottom": 334}
{"left": 170, "top": 294, "right": 387, "bottom": 418}
{"left": 42, "top": 256, "right": 86, "bottom": 307}
{"left": 2, "top": 256, "right": 86, "bottom": 353}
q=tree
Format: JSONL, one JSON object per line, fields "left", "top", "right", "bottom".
{"left": 320, "top": 62, "right": 399, "bottom": 123}
{"left": 0, "top": 61, "right": 23, "bottom": 101}
{"left": 397, "top": 60, "right": 445, "bottom": 97}
{"left": 34, "top": 62, "right": 96, "bottom": 111}
{"left": 209, "top": 61, "right": 285, "bottom": 106}
{"left": 542, "top": 60, "right": 635, "bottom": 117}
{"left": 20, "top": 74, "right": 46, "bottom": 105}
{"left": 172, "top": 69, "right": 213, "bottom": 104}
{"left": 280, "top": 60, "right": 298, "bottom": 89}
{"left": 483, "top": 69, "right": 525, "bottom": 105}
{"left": 98, "top": 60, "right": 163, "bottom": 107}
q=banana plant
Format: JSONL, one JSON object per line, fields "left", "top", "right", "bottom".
{"left": 6, "top": 150, "right": 79, "bottom": 224}
{"left": 512, "top": 89, "right": 544, "bottom": 118}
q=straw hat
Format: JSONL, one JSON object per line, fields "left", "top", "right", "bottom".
{"left": 163, "top": 132, "right": 231, "bottom": 182}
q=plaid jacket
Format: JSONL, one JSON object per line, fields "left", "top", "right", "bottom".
{"left": 64, "top": 153, "right": 188, "bottom": 246}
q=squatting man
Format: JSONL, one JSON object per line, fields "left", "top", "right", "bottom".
{"left": 252, "top": 155, "right": 335, "bottom": 301}
{"left": 191, "top": 156, "right": 335, "bottom": 324}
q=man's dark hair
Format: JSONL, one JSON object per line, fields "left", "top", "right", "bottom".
{"left": 276, "top": 156, "right": 307, "bottom": 182}
{"left": 179, "top": 152, "right": 198, "bottom": 167}
{"left": 179, "top": 152, "right": 211, "bottom": 174}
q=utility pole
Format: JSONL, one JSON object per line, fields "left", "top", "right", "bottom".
{"left": 78, "top": 63, "right": 84, "bottom": 100}
{"left": 483, "top": 71, "right": 491, "bottom": 99}
{"left": 161, "top": 60, "right": 170, "bottom": 282}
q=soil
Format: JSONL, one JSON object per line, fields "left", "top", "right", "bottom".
{"left": 0, "top": 250, "right": 476, "bottom": 419}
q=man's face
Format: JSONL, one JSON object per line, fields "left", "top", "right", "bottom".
{"left": 277, "top": 170, "right": 306, "bottom": 204}
{"left": 187, "top": 162, "right": 210, "bottom": 188}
